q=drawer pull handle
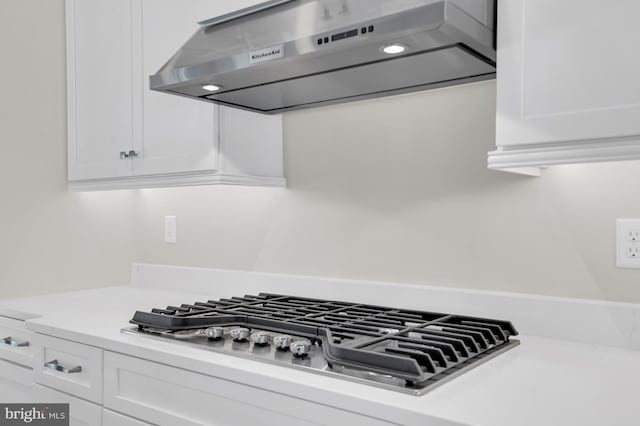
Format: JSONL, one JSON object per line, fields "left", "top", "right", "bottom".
{"left": 44, "top": 360, "right": 82, "bottom": 374}
{"left": 0, "top": 336, "right": 29, "bottom": 347}
{"left": 120, "top": 150, "right": 140, "bottom": 160}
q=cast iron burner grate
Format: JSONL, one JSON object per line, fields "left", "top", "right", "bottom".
{"left": 130, "top": 293, "right": 519, "bottom": 390}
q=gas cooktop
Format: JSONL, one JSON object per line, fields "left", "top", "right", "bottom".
{"left": 122, "top": 293, "right": 519, "bottom": 395}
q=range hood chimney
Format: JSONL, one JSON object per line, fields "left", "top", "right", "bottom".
{"left": 150, "top": 0, "right": 496, "bottom": 114}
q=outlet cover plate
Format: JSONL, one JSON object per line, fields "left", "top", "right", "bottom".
{"left": 617, "top": 219, "right": 640, "bottom": 269}
{"left": 164, "top": 216, "right": 177, "bottom": 244}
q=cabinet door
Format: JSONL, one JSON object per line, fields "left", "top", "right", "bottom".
{"left": 104, "top": 352, "right": 394, "bottom": 426}
{"left": 133, "top": 0, "right": 273, "bottom": 176}
{"left": 496, "top": 0, "right": 640, "bottom": 147}
{"left": 0, "top": 359, "right": 33, "bottom": 403}
{"left": 33, "top": 334, "right": 103, "bottom": 404}
{"left": 0, "top": 318, "right": 37, "bottom": 368}
{"left": 33, "top": 385, "right": 102, "bottom": 426}
{"left": 66, "top": 0, "right": 134, "bottom": 180}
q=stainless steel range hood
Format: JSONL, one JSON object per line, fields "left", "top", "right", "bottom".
{"left": 150, "top": 0, "right": 496, "bottom": 114}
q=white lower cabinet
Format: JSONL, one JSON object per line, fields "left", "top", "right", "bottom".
{"left": 104, "top": 351, "right": 393, "bottom": 426}
{"left": 33, "top": 334, "right": 103, "bottom": 404}
{"left": 0, "top": 318, "right": 36, "bottom": 403}
{"left": 33, "top": 385, "right": 102, "bottom": 426}
{"left": 103, "top": 409, "right": 152, "bottom": 426}
{"left": 0, "top": 318, "right": 37, "bottom": 368}
{"left": 0, "top": 359, "right": 34, "bottom": 403}
{"left": 1, "top": 332, "right": 396, "bottom": 425}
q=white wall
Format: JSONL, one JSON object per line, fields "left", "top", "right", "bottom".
{"left": 2, "top": 0, "right": 639, "bottom": 303}
{"left": 0, "top": 0, "right": 136, "bottom": 298}
{"left": 133, "top": 82, "right": 640, "bottom": 304}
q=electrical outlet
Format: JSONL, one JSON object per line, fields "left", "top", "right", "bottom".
{"left": 627, "top": 246, "right": 640, "bottom": 258}
{"left": 627, "top": 244, "right": 640, "bottom": 259}
{"left": 626, "top": 229, "right": 640, "bottom": 242}
{"left": 164, "top": 216, "right": 177, "bottom": 243}
{"left": 617, "top": 219, "right": 640, "bottom": 269}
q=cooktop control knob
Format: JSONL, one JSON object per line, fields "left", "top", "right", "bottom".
{"left": 250, "top": 332, "right": 270, "bottom": 346}
{"left": 204, "top": 326, "right": 224, "bottom": 340}
{"left": 273, "top": 335, "right": 294, "bottom": 350}
{"left": 230, "top": 327, "right": 250, "bottom": 342}
{"left": 290, "top": 339, "right": 312, "bottom": 358}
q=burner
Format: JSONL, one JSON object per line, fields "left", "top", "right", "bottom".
{"left": 126, "top": 293, "right": 519, "bottom": 395}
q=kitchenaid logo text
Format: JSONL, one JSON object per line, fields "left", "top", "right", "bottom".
{"left": 249, "top": 44, "right": 284, "bottom": 64}
{"left": 0, "top": 405, "right": 68, "bottom": 425}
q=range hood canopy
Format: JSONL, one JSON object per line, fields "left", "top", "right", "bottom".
{"left": 150, "top": 0, "right": 496, "bottom": 114}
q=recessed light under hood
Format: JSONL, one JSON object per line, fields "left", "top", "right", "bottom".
{"left": 150, "top": 0, "right": 496, "bottom": 114}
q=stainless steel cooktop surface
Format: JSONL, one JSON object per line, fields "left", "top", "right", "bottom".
{"left": 123, "top": 293, "right": 519, "bottom": 395}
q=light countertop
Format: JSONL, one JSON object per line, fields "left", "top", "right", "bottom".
{"left": 1, "top": 285, "right": 639, "bottom": 426}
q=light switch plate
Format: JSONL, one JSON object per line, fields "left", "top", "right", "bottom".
{"left": 616, "top": 219, "right": 640, "bottom": 269}
{"left": 164, "top": 216, "right": 177, "bottom": 243}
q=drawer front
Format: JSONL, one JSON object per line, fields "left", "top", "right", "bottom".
{"left": 33, "top": 384, "right": 102, "bottom": 426}
{"left": 0, "top": 358, "right": 34, "bottom": 403}
{"left": 104, "top": 351, "right": 394, "bottom": 426}
{"left": 103, "top": 409, "right": 152, "bottom": 426}
{"left": 34, "top": 334, "right": 103, "bottom": 404}
{"left": 0, "top": 318, "right": 37, "bottom": 368}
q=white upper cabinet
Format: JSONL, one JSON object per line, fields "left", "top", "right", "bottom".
{"left": 490, "top": 0, "right": 640, "bottom": 175}
{"left": 67, "top": 0, "right": 134, "bottom": 181}
{"left": 134, "top": 0, "right": 221, "bottom": 177}
{"left": 66, "top": 0, "right": 285, "bottom": 190}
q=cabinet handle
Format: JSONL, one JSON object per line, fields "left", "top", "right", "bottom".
{"left": 0, "top": 336, "right": 29, "bottom": 347}
{"left": 119, "top": 150, "right": 140, "bottom": 160}
{"left": 44, "top": 360, "right": 82, "bottom": 374}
